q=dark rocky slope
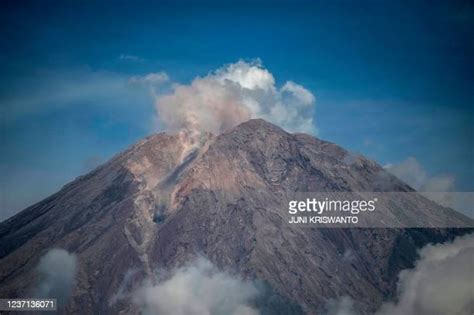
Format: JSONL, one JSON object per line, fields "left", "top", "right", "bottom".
{"left": 0, "top": 119, "right": 471, "bottom": 314}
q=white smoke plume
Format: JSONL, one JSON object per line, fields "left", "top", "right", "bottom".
{"left": 134, "top": 257, "right": 260, "bottom": 315}
{"left": 109, "top": 269, "right": 138, "bottom": 306}
{"left": 31, "top": 248, "right": 77, "bottom": 307}
{"left": 376, "top": 233, "right": 474, "bottom": 315}
{"left": 154, "top": 59, "right": 316, "bottom": 140}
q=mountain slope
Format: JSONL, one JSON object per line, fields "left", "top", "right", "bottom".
{"left": 0, "top": 119, "right": 471, "bottom": 314}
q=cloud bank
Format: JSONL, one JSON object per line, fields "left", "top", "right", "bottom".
{"left": 134, "top": 257, "right": 260, "bottom": 315}
{"left": 324, "top": 296, "right": 358, "bottom": 315}
{"left": 31, "top": 248, "right": 77, "bottom": 307}
{"left": 326, "top": 234, "right": 474, "bottom": 315}
{"left": 377, "top": 233, "right": 474, "bottom": 315}
{"left": 383, "top": 157, "right": 470, "bottom": 213}
{"left": 385, "top": 157, "right": 455, "bottom": 192}
{"left": 154, "top": 60, "right": 316, "bottom": 138}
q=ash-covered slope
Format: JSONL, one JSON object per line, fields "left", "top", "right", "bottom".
{"left": 0, "top": 119, "right": 471, "bottom": 314}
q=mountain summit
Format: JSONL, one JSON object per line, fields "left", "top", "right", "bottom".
{"left": 0, "top": 119, "right": 471, "bottom": 314}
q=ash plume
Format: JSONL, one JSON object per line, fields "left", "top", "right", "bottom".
{"left": 154, "top": 59, "right": 316, "bottom": 142}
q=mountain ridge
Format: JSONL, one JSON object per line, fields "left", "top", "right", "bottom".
{"left": 0, "top": 119, "right": 472, "bottom": 314}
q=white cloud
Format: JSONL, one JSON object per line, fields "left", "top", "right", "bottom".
{"left": 31, "top": 249, "right": 77, "bottom": 307}
{"left": 384, "top": 157, "right": 455, "bottom": 192}
{"left": 376, "top": 233, "right": 474, "bottom": 315}
{"left": 215, "top": 60, "right": 276, "bottom": 91}
{"left": 129, "top": 71, "right": 170, "bottom": 85}
{"left": 326, "top": 234, "right": 474, "bottom": 315}
{"left": 109, "top": 269, "right": 138, "bottom": 306}
{"left": 281, "top": 81, "right": 315, "bottom": 105}
{"left": 154, "top": 59, "right": 316, "bottom": 138}
{"left": 384, "top": 157, "right": 462, "bottom": 210}
{"left": 325, "top": 296, "right": 358, "bottom": 315}
{"left": 134, "top": 257, "right": 260, "bottom": 315}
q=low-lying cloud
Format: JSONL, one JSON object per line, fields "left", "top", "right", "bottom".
{"left": 154, "top": 59, "right": 316, "bottom": 138}
{"left": 376, "top": 233, "right": 474, "bottom": 315}
{"left": 31, "top": 248, "right": 77, "bottom": 307}
{"left": 385, "top": 157, "right": 455, "bottom": 192}
{"left": 324, "top": 296, "right": 358, "bottom": 315}
{"left": 134, "top": 257, "right": 260, "bottom": 315}
{"left": 109, "top": 269, "right": 138, "bottom": 306}
{"left": 383, "top": 157, "right": 470, "bottom": 213}
{"left": 325, "top": 233, "right": 474, "bottom": 315}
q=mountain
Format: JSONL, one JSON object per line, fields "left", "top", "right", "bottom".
{"left": 0, "top": 119, "right": 472, "bottom": 314}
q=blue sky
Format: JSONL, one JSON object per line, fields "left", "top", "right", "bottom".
{"left": 1, "top": 1, "right": 473, "bottom": 219}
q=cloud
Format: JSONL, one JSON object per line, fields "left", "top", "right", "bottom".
{"left": 384, "top": 157, "right": 464, "bottom": 211}
{"left": 134, "top": 257, "right": 260, "bottom": 315}
{"left": 119, "top": 54, "right": 145, "bottom": 62}
{"left": 387, "top": 158, "right": 474, "bottom": 216}
{"left": 31, "top": 249, "right": 77, "bottom": 307}
{"left": 384, "top": 157, "right": 455, "bottom": 192}
{"left": 109, "top": 269, "right": 138, "bottom": 306}
{"left": 129, "top": 71, "right": 170, "bottom": 85}
{"left": 326, "top": 234, "right": 474, "bottom": 315}
{"left": 154, "top": 59, "right": 316, "bottom": 138}
{"left": 376, "top": 233, "right": 474, "bottom": 315}
{"left": 324, "top": 296, "right": 358, "bottom": 315}
{"left": 281, "top": 81, "right": 315, "bottom": 105}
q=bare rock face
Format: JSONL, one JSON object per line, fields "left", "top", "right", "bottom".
{"left": 0, "top": 119, "right": 471, "bottom": 314}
